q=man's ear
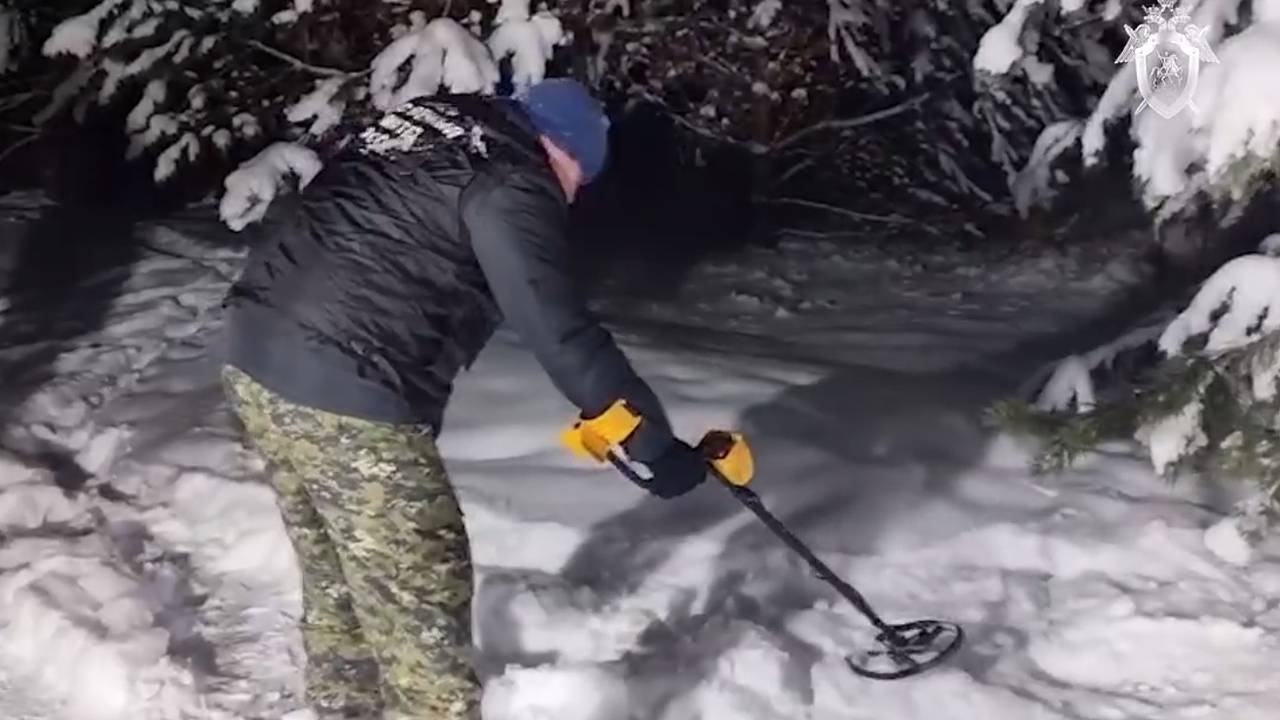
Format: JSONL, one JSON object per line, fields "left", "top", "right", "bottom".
{"left": 539, "top": 135, "right": 577, "bottom": 170}
{"left": 539, "top": 135, "right": 584, "bottom": 199}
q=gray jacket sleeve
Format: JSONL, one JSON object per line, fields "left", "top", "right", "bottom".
{"left": 463, "top": 170, "right": 675, "bottom": 461}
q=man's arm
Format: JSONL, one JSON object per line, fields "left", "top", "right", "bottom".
{"left": 463, "top": 170, "right": 674, "bottom": 461}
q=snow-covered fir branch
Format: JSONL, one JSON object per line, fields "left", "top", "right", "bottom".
{"left": 6, "top": 0, "right": 1015, "bottom": 231}
{"left": 974, "top": 0, "right": 1280, "bottom": 231}
{"left": 27, "top": 0, "right": 568, "bottom": 187}
{"left": 21, "top": 0, "right": 1275, "bottom": 236}
{"left": 18, "top": 0, "right": 941, "bottom": 209}
{"left": 999, "top": 242, "right": 1280, "bottom": 523}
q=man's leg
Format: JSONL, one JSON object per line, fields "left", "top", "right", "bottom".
{"left": 222, "top": 367, "right": 384, "bottom": 718}
{"left": 281, "top": 410, "right": 481, "bottom": 719}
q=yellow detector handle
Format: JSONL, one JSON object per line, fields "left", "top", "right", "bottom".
{"left": 561, "top": 400, "right": 755, "bottom": 487}
{"left": 697, "top": 430, "right": 755, "bottom": 487}
{"left": 561, "top": 399, "right": 643, "bottom": 462}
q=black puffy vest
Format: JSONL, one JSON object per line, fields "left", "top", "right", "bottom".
{"left": 224, "top": 94, "right": 559, "bottom": 429}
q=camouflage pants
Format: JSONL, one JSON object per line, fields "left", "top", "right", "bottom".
{"left": 221, "top": 366, "right": 480, "bottom": 720}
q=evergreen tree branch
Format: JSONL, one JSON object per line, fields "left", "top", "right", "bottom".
{"left": 996, "top": 323, "right": 1280, "bottom": 520}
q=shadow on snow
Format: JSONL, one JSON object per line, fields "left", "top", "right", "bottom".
{"left": 472, "top": 261, "right": 1206, "bottom": 716}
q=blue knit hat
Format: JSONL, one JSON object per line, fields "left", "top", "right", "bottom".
{"left": 517, "top": 78, "right": 610, "bottom": 184}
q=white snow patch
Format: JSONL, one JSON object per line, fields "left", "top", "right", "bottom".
{"left": 187, "top": 84, "right": 207, "bottom": 112}
{"left": 106, "top": 31, "right": 191, "bottom": 103}
{"left": 827, "top": 0, "right": 880, "bottom": 75}
{"left": 1192, "top": 21, "right": 1280, "bottom": 185}
{"left": 211, "top": 127, "right": 233, "bottom": 151}
{"left": 679, "top": 625, "right": 808, "bottom": 719}
{"left": 1136, "top": 394, "right": 1208, "bottom": 476}
{"left": 126, "top": 78, "right": 166, "bottom": 134}
{"left": 1022, "top": 55, "right": 1055, "bottom": 86}
{"left": 1035, "top": 354, "right": 1095, "bottom": 413}
{"left": 218, "top": 142, "right": 322, "bottom": 232}
{"left": 1252, "top": 344, "right": 1280, "bottom": 401}
{"left": 76, "top": 425, "right": 130, "bottom": 476}
{"left": 1204, "top": 516, "right": 1254, "bottom": 566}
{"left": 974, "top": 0, "right": 1043, "bottom": 75}
{"left": 488, "top": 5, "right": 564, "bottom": 92}
{"left": 1132, "top": 18, "right": 1280, "bottom": 208}
{"left": 42, "top": 0, "right": 127, "bottom": 58}
{"left": 749, "top": 0, "right": 783, "bottom": 31}
{"left": 285, "top": 77, "right": 346, "bottom": 136}
{"left": 1081, "top": 66, "right": 1138, "bottom": 166}
{"left": 271, "top": 9, "right": 300, "bottom": 25}
{"left": 0, "top": 484, "right": 87, "bottom": 531}
{"left": 154, "top": 132, "right": 200, "bottom": 183}
{"left": 892, "top": 518, "right": 1234, "bottom": 585}
{"left": 1029, "top": 613, "right": 1274, "bottom": 695}
{"left": 232, "top": 112, "right": 262, "bottom": 140}
{"left": 1, "top": 211, "right": 1275, "bottom": 719}
{"left": 127, "top": 16, "right": 161, "bottom": 41}
{"left": 600, "top": 0, "right": 631, "bottom": 18}
{"left": 1261, "top": 0, "right": 1280, "bottom": 22}
{"left": 97, "top": 59, "right": 127, "bottom": 105}
{"left": 126, "top": 112, "right": 180, "bottom": 160}
{"left": 145, "top": 471, "right": 296, "bottom": 581}
{"left": 0, "top": 542, "right": 195, "bottom": 719}
{"left": 493, "top": 0, "right": 528, "bottom": 25}
{"left": 98, "top": 1, "right": 147, "bottom": 49}
{"left": 478, "top": 572, "right": 670, "bottom": 663}
{"left": 368, "top": 18, "right": 498, "bottom": 111}
{"left": 1159, "top": 254, "right": 1280, "bottom": 355}
{"left": 1012, "top": 118, "right": 1082, "bottom": 217}
{"left": 482, "top": 664, "right": 628, "bottom": 720}
{"left": 815, "top": 657, "right": 1071, "bottom": 718}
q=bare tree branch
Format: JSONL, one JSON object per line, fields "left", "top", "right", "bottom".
{"left": 634, "top": 91, "right": 771, "bottom": 153}
{"left": 0, "top": 133, "right": 42, "bottom": 168}
{"left": 772, "top": 156, "right": 818, "bottom": 189}
{"left": 766, "top": 92, "right": 931, "bottom": 154}
{"left": 1, "top": 123, "right": 41, "bottom": 134}
{"left": 245, "top": 40, "right": 364, "bottom": 78}
{"left": 759, "top": 196, "right": 916, "bottom": 225}
{"left": 0, "top": 92, "right": 41, "bottom": 113}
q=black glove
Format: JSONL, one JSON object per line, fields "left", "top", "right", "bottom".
{"left": 636, "top": 440, "right": 707, "bottom": 499}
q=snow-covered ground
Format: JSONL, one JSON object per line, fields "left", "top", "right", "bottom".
{"left": 1, "top": 204, "right": 1278, "bottom": 720}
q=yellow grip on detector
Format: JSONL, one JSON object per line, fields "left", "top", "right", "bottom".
{"left": 561, "top": 399, "right": 643, "bottom": 462}
{"left": 698, "top": 430, "right": 754, "bottom": 487}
